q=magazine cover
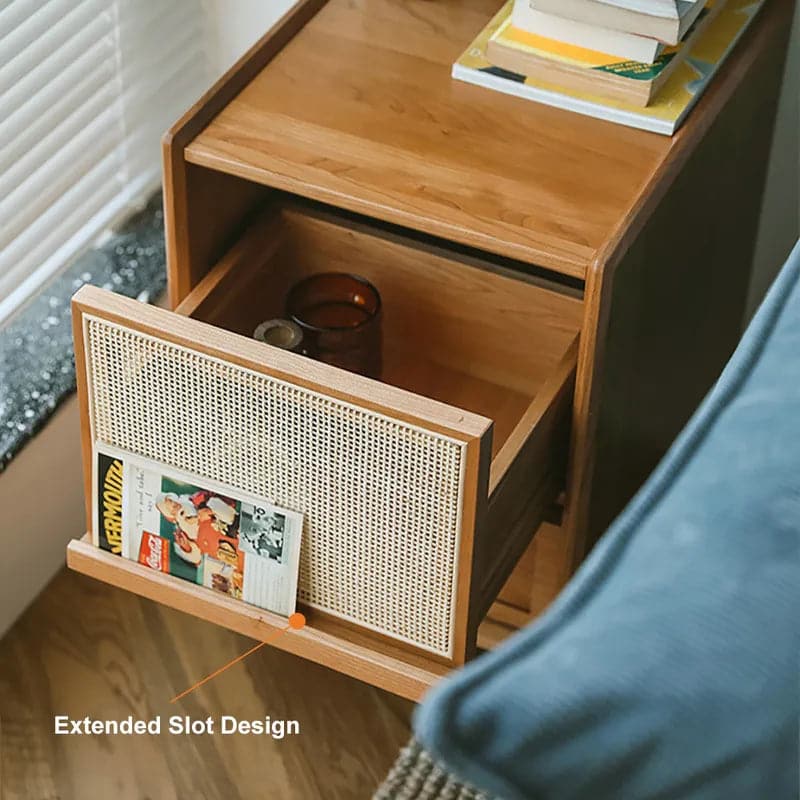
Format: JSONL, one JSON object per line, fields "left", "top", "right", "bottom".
{"left": 93, "top": 443, "right": 303, "bottom": 617}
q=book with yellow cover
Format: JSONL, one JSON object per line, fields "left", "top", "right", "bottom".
{"left": 511, "top": 1, "right": 669, "bottom": 63}
{"left": 488, "top": 1, "right": 722, "bottom": 106}
{"left": 452, "top": 0, "right": 765, "bottom": 135}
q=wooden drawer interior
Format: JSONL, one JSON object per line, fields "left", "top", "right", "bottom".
{"left": 68, "top": 199, "right": 582, "bottom": 700}
{"left": 179, "top": 201, "right": 581, "bottom": 479}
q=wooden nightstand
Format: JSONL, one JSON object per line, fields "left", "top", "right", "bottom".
{"left": 67, "top": 0, "right": 794, "bottom": 700}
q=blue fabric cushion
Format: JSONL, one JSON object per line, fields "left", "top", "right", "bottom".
{"left": 415, "top": 240, "right": 800, "bottom": 800}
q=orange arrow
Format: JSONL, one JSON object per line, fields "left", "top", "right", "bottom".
{"left": 170, "top": 612, "right": 306, "bottom": 703}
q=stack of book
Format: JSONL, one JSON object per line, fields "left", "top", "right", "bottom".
{"left": 453, "top": 0, "right": 765, "bottom": 134}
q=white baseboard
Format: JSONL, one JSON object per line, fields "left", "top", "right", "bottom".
{"left": 0, "top": 396, "right": 85, "bottom": 637}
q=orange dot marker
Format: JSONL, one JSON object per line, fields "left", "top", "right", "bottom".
{"left": 288, "top": 612, "right": 306, "bottom": 630}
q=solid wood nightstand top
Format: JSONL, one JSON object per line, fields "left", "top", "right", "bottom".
{"left": 184, "top": 0, "right": 789, "bottom": 279}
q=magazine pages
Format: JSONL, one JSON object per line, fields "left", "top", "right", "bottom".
{"left": 94, "top": 443, "right": 304, "bottom": 617}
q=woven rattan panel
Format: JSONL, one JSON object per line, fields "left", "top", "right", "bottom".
{"left": 84, "top": 316, "right": 468, "bottom": 657}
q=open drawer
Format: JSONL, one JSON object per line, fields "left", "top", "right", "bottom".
{"left": 67, "top": 200, "right": 582, "bottom": 700}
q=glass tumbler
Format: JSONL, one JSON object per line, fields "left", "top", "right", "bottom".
{"left": 286, "top": 272, "right": 382, "bottom": 378}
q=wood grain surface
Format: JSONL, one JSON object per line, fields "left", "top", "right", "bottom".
{"left": 0, "top": 568, "right": 412, "bottom": 800}
{"left": 184, "top": 0, "right": 672, "bottom": 279}
{"left": 185, "top": 201, "right": 583, "bottom": 398}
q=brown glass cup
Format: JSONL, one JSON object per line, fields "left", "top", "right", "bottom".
{"left": 286, "top": 273, "right": 382, "bottom": 378}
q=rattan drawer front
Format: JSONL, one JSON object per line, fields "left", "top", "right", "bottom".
{"left": 72, "top": 287, "right": 490, "bottom": 669}
{"left": 82, "top": 309, "right": 472, "bottom": 659}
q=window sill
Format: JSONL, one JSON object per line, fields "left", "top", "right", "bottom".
{"left": 0, "top": 194, "right": 166, "bottom": 473}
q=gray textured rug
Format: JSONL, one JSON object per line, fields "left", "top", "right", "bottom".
{"left": 374, "top": 738, "right": 497, "bottom": 800}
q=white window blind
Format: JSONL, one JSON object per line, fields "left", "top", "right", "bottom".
{"left": 0, "top": 0, "right": 209, "bottom": 322}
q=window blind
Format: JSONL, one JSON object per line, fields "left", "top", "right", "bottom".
{"left": 0, "top": 0, "right": 209, "bottom": 322}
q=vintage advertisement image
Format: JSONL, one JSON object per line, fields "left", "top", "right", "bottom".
{"left": 93, "top": 443, "right": 303, "bottom": 617}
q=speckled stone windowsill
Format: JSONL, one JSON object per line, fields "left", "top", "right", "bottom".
{"left": 0, "top": 194, "right": 167, "bottom": 473}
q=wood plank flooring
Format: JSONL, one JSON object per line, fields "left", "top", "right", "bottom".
{"left": 0, "top": 569, "right": 413, "bottom": 799}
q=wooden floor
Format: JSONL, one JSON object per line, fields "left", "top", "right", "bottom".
{"left": 0, "top": 569, "right": 413, "bottom": 799}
